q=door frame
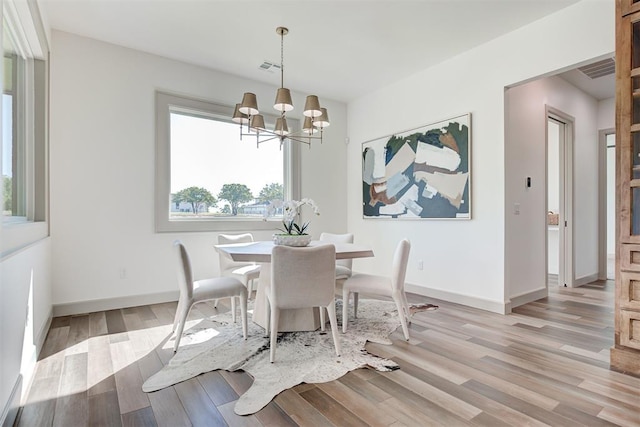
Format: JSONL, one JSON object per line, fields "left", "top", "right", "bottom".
{"left": 598, "top": 127, "right": 615, "bottom": 280}
{"left": 546, "top": 106, "right": 575, "bottom": 287}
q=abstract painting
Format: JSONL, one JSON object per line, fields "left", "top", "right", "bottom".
{"left": 362, "top": 114, "right": 471, "bottom": 219}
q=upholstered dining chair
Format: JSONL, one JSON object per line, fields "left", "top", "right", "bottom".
{"left": 266, "top": 244, "right": 341, "bottom": 363}
{"left": 172, "top": 240, "right": 247, "bottom": 353}
{"left": 342, "top": 238, "right": 411, "bottom": 340}
{"left": 319, "top": 232, "right": 355, "bottom": 280}
{"left": 218, "top": 233, "right": 261, "bottom": 299}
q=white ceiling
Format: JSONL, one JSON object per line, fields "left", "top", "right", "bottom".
{"left": 39, "top": 0, "right": 592, "bottom": 103}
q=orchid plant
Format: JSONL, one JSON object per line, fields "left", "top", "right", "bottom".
{"left": 277, "top": 198, "right": 320, "bottom": 235}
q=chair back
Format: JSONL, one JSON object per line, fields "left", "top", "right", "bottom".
{"left": 390, "top": 239, "right": 411, "bottom": 293}
{"left": 218, "top": 233, "right": 255, "bottom": 272}
{"left": 271, "top": 244, "right": 336, "bottom": 309}
{"left": 319, "top": 232, "right": 354, "bottom": 270}
{"left": 173, "top": 240, "right": 194, "bottom": 299}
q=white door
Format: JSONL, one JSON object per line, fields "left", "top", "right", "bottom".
{"left": 547, "top": 114, "right": 574, "bottom": 287}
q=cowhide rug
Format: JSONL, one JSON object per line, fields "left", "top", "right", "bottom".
{"left": 142, "top": 299, "right": 433, "bottom": 415}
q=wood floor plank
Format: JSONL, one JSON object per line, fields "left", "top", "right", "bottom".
{"left": 110, "top": 339, "right": 150, "bottom": 414}
{"left": 53, "top": 353, "right": 89, "bottom": 427}
{"left": 315, "top": 380, "right": 397, "bottom": 426}
{"left": 299, "top": 387, "right": 370, "bottom": 427}
{"left": 217, "top": 400, "right": 262, "bottom": 427}
{"left": 174, "top": 378, "right": 227, "bottom": 426}
{"left": 87, "top": 334, "right": 116, "bottom": 396}
{"left": 338, "top": 369, "right": 394, "bottom": 403}
{"left": 89, "top": 311, "right": 109, "bottom": 337}
{"left": 66, "top": 315, "right": 90, "bottom": 355}
{"left": 121, "top": 406, "right": 158, "bottom": 427}
{"left": 106, "top": 309, "right": 128, "bottom": 334}
{"left": 88, "top": 390, "right": 123, "bottom": 426}
{"left": 148, "top": 387, "right": 193, "bottom": 427}
{"left": 368, "top": 372, "right": 475, "bottom": 426}
{"left": 273, "top": 389, "right": 335, "bottom": 427}
{"left": 198, "top": 370, "right": 240, "bottom": 406}
{"left": 252, "top": 401, "right": 299, "bottom": 427}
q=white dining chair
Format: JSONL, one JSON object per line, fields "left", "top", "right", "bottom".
{"left": 342, "top": 238, "right": 411, "bottom": 340}
{"left": 319, "top": 232, "right": 354, "bottom": 280}
{"left": 172, "top": 240, "right": 247, "bottom": 353}
{"left": 266, "top": 244, "right": 341, "bottom": 362}
{"left": 218, "top": 233, "right": 261, "bottom": 299}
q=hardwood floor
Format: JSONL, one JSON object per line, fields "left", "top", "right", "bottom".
{"left": 15, "top": 281, "right": 640, "bottom": 426}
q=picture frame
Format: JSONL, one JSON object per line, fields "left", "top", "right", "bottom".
{"left": 362, "top": 113, "right": 471, "bottom": 219}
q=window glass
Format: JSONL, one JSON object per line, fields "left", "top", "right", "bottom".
{"left": 170, "top": 111, "right": 284, "bottom": 219}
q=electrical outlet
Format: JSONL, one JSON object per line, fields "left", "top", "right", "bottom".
{"left": 417, "top": 260, "right": 424, "bottom": 270}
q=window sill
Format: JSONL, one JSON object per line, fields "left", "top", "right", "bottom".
{"left": 1, "top": 221, "right": 49, "bottom": 259}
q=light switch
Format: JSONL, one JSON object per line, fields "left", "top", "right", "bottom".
{"left": 514, "top": 203, "right": 520, "bottom": 215}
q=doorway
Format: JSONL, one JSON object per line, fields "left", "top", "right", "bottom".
{"left": 546, "top": 109, "right": 574, "bottom": 287}
{"left": 599, "top": 129, "right": 616, "bottom": 280}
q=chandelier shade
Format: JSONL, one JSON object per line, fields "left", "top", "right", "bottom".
{"left": 302, "top": 116, "right": 318, "bottom": 134}
{"left": 239, "top": 92, "right": 259, "bottom": 116}
{"left": 313, "top": 108, "right": 330, "bottom": 129}
{"left": 250, "top": 114, "right": 266, "bottom": 131}
{"left": 274, "top": 88, "right": 294, "bottom": 112}
{"left": 303, "top": 95, "right": 322, "bottom": 118}
{"left": 234, "top": 26, "right": 329, "bottom": 148}
{"left": 232, "top": 104, "right": 249, "bottom": 124}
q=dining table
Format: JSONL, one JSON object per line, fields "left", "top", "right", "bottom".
{"left": 214, "top": 240, "right": 374, "bottom": 332}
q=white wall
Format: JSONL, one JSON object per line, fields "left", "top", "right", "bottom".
{"left": 598, "top": 97, "right": 615, "bottom": 130}
{"left": 347, "top": 0, "right": 613, "bottom": 313}
{"left": 0, "top": 239, "right": 52, "bottom": 424}
{"left": 49, "top": 31, "right": 348, "bottom": 311}
{"left": 506, "top": 75, "right": 600, "bottom": 296}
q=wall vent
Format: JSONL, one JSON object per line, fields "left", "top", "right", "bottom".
{"left": 258, "top": 61, "right": 281, "bottom": 73}
{"left": 578, "top": 58, "right": 615, "bottom": 79}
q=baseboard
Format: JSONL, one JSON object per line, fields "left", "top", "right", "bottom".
{"left": 1, "top": 375, "right": 22, "bottom": 427}
{"left": 507, "top": 287, "right": 548, "bottom": 311}
{"left": 405, "top": 282, "right": 507, "bottom": 314}
{"left": 36, "top": 308, "right": 52, "bottom": 354}
{"left": 53, "top": 290, "right": 179, "bottom": 317}
{"left": 573, "top": 273, "right": 600, "bottom": 287}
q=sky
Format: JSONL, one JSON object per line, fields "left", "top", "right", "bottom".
{"left": 170, "top": 112, "right": 283, "bottom": 201}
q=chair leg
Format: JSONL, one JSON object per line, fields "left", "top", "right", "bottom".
{"left": 173, "top": 302, "right": 192, "bottom": 352}
{"left": 231, "top": 296, "right": 237, "bottom": 324}
{"left": 247, "top": 279, "right": 253, "bottom": 300}
{"left": 393, "top": 294, "right": 410, "bottom": 341}
{"left": 319, "top": 306, "right": 326, "bottom": 332}
{"left": 353, "top": 292, "right": 359, "bottom": 319}
{"left": 172, "top": 297, "right": 183, "bottom": 332}
{"left": 401, "top": 292, "right": 411, "bottom": 324}
{"left": 326, "top": 300, "right": 341, "bottom": 357}
{"left": 239, "top": 290, "right": 248, "bottom": 340}
{"left": 342, "top": 289, "right": 350, "bottom": 333}
{"left": 269, "top": 307, "right": 280, "bottom": 363}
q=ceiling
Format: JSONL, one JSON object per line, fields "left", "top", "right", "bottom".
{"left": 39, "top": 0, "right": 608, "bottom": 104}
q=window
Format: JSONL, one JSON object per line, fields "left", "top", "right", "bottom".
{"left": 155, "top": 92, "right": 300, "bottom": 232}
{"left": 1, "top": 1, "right": 49, "bottom": 256}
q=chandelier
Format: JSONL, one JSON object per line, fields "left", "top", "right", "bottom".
{"left": 232, "top": 27, "right": 330, "bottom": 148}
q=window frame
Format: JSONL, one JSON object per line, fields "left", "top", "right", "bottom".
{"left": 1, "top": 0, "right": 49, "bottom": 258}
{"left": 155, "top": 91, "right": 300, "bottom": 233}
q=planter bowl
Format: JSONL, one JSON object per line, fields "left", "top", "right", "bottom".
{"left": 273, "top": 234, "right": 312, "bottom": 247}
